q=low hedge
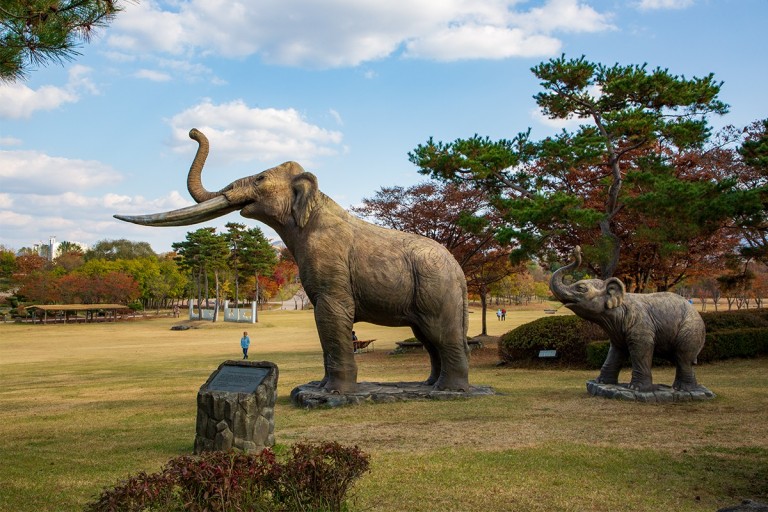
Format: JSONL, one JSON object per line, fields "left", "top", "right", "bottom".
{"left": 700, "top": 309, "right": 768, "bottom": 331}
{"left": 499, "top": 309, "right": 768, "bottom": 369}
{"left": 498, "top": 315, "right": 606, "bottom": 367}
{"left": 699, "top": 328, "right": 768, "bottom": 362}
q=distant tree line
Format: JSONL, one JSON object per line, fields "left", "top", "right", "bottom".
{"left": 1, "top": 227, "right": 298, "bottom": 321}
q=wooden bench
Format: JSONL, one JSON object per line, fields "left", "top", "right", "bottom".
{"left": 353, "top": 339, "right": 376, "bottom": 353}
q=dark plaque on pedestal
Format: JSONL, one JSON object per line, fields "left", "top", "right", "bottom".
{"left": 207, "top": 365, "right": 270, "bottom": 393}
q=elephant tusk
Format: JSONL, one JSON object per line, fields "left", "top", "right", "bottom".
{"left": 114, "top": 195, "right": 241, "bottom": 227}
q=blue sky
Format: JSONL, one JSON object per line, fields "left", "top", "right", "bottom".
{"left": 1, "top": 0, "right": 766, "bottom": 254}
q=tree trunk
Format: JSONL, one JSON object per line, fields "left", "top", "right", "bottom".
{"left": 204, "top": 272, "right": 210, "bottom": 308}
{"left": 196, "top": 267, "right": 203, "bottom": 321}
{"left": 479, "top": 285, "right": 488, "bottom": 336}
{"left": 254, "top": 271, "right": 259, "bottom": 323}
{"left": 212, "top": 270, "right": 220, "bottom": 322}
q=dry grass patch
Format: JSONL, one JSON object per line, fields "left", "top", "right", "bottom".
{"left": 1, "top": 306, "right": 766, "bottom": 511}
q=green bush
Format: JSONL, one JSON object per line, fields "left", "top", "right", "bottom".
{"left": 700, "top": 309, "right": 768, "bottom": 331}
{"left": 698, "top": 328, "right": 768, "bottom": 362}
{"left": 85, "top": 441, "right": 370, "bottom": 512}
{"left": 696, "top": 310, "right": 768, "bottom": 362}
{"left": 498, "top": 316, "right": 607, "bottom": 366}
{"left": 585, "top": 341, "right": 611, "bottom": 370}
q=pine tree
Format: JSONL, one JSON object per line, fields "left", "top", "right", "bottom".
{"left": 1, "top": 0, "right": 122, "bottom": 82}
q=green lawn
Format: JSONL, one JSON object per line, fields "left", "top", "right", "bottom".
{"left": 1, "top": 307, "right": 766, "bottom": 511}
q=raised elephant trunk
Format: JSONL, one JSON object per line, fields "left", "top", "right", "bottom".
{"left": 115, "top": 129, "right": 245, "bottom": 227}
{"left": 187, "top": 128, "right": 219, "bottom": 203}
{"left": 550, "top": 245, "right": 582, "bottom": 301}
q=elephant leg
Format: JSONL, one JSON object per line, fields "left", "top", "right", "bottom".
{"left": 411, "top": 326, "right": 441, "bottom": 385}
{"left": 313, "top": 296, "right": 358, "bottom": 393}
{"left": 672, "top": 346, "right": 701, "bottom": 391}
{"left": 673, "top": 324, "right": 705, "bottom": 391}
{"left": 627, "top": 340, "right": 656, "bottom": 391}
{"left": 596, "top": 344, "right": 627, "bottom": 384}
{"left": 318, "top": 352, "right": 330, "bottom": 388}
{"left": 413, "top": 318, "right": 469, "bottom": 392}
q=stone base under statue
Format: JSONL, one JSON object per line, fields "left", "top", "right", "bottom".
{"left": 586, "top": 380, "right": 716, "bottom": 402}
{"left": 291, "top": 381, "right": 495, "bottom": 408}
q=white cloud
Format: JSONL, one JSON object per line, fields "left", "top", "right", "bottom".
{"left": 0, "top": 136, "right": 22, "bottom": 146}
{"left": 406, "top": 25, "right": 562, "bottom": 60}
{"left": 0, "top": 150, "right": 122, "bottom": 194}
{"left": 0, "top": 84, "right": 78, "bottom": 119}
{"left": 511, "top": 0, "right": 615, "bottom": 33}
{"left": 530, "top": 107, "right": 584, "bottom": 131}
{"left": 105, "top": 190, "right": 192, "bottom": 213}
{"left": 0, "top": 187, "right": 197, "bottom": 252}
{"left": 105, "top": 0, "right": 614, "bottom": 68}
{"left": 329, "top": 109, "right": 344, "bottom": 126}
{"left": 0, "top": 66, "right": 97, "bottom": 119}
{"left": 636, "top": 0, "right": 694, "bottom": 10}
{"left": 167, "top": 99, "right": 344, "bottom": 164}
{"left": 135, "top": 69, "right": 173, "bottom": 82}
{"left": 108, "top": 0, "right": 189, "bottom": 55}
{"left": 0, "top": 193, "right": 13, "bottom": 208}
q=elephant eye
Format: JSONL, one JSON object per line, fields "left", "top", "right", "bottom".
{"left": 576, "top": 284, "right": 588, "bottom": 293}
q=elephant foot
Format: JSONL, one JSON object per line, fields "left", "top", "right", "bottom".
{"left": 673, "top": 380, "right": 701, "bottom": 392}
{"left": 322, "top": 378, "right": 358, "bottom": 394}
{"left": 627, "top": 381, "right": 657, "bottom": 392}
{"left": 433, "top": 376, "right": 470, "bottom": 392}
{"left": 595, "top": 375, "right": 619, "bottom": 385}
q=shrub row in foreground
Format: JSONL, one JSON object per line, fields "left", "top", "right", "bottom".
{"left": 85, "top": 441, "right": 370, "bottom": 512}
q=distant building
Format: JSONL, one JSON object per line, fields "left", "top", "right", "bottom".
{"left": 31, "top": 237, "right": 89, "bottom": 261}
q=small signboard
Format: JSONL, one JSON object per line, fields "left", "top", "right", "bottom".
{"left": 207, "top": 365, "right": 270, "bottom": 393}
{"left": 538, "top": 349, "right": 557, "bottom": 358}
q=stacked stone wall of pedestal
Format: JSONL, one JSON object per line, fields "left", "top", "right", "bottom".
{"left": 194, "top": 361, "right": 278, "bottom": 454}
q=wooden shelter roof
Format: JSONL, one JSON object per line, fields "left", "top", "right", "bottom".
{"left": 30, "top": 304, "right": 129, "bottom": 311}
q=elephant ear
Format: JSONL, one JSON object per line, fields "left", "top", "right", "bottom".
{"left": 291, "top": 172, "right": 319, "bottom": 228}
{"left": 605, "top": 277, "right": 626, "bottom": 309}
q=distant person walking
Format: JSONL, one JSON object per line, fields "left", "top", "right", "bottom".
{"left": 501, "top": 308, "right": 506, "bottom": 321}
{"left": 497, "top": 309, "right": 502, "bottom": 321}
{"left": 240, "top": 331, "right": 250, "bottom": 359}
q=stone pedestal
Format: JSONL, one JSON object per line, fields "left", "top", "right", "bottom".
{"left": 586, "top": 380, "right": 716, "bottom": 402}
{"left": 194, "top": 360, "right": 278, "bottom": 454}
{"left": 290, "top": 381, "right": 495, "bottom": 408}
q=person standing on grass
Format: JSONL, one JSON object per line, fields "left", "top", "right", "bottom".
{"left": 240, "top": 331, "right": 250, "bottom": 359}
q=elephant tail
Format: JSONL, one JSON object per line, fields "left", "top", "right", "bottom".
{"left": 462, "top": 289, "right": 470, "bottom": 354}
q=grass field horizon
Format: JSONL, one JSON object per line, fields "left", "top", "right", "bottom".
{"left": 1, "top": 304, "right": 767, "bottom": 511}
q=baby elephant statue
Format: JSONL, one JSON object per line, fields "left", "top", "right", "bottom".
{"left": 549, "top": 246, "right": 706, "bottom": 392}
{"left": 115, "top": 129, "right": 470, "bottom": 394}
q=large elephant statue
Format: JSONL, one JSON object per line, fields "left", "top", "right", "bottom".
{"left": 115, "top": 128, "right": 470, "bottom": 393}
{"left": 549, "top": 246, "right": 706, "bottom": 392}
